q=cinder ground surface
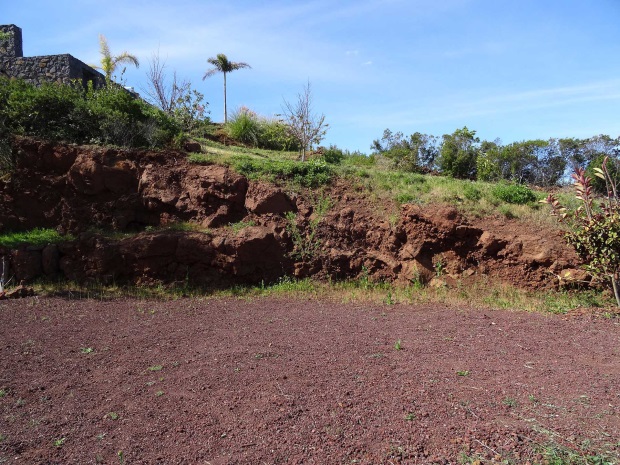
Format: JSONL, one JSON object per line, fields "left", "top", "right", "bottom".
{"left": 0, "top": 297, "right": 618, "bottom": 464}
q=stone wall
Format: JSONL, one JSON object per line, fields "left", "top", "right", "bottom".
{"left": 0, "top": 24, "right": 22, "bottom": 58}
{"left": 0, "top": 24, "right": 105, "bottom": 88}
{"left": 0, "top": 53, "right": 106, "bottom": 88}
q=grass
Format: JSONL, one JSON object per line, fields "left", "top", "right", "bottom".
{"left": 229, "top": 219, "right": 256, "bottom": 234}
{"left": 28, "top": 273, "right": 616, "bottom": 315}
{"left": 0, "top": 228, "right": 74, "bottom": 249}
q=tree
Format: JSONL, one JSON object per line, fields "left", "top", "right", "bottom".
{"left": 93, "top": 34, "right": 139, "bottom": 82}
{"left": 143, "top": 51, "right": 209, "bottom": 134}
{"left": 371, "top": 129, "right": 437, "bottom": 172}
{"left": 281, "top": 81, "right": 329, "bottom": 162}
{"left": 545, "top": 159, "right": 620, "bottom": 306}
{"left": 438, "top": 127, "right": 480, "bottom": 179}
{"left": 202, "top": 53, "right": 251, "bottom": 124}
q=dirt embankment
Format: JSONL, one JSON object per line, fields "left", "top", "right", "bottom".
{"left": 0, "top": 137, "right": 579, "bottom": 289}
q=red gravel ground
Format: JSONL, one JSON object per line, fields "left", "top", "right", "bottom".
{"left": 0, "top": 297, "right": 619, "bottom": 464}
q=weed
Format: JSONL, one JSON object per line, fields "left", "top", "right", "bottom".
{"left": 0, "top": 389, "right": 6, "bottom": 398}
{"left": 384, "top": 291, "right": 394, "bottom": 305}
{"left": 105, "top": 412, "right": 119, "bottom": 420}
{"left": 229, "top": 219, "right": 256, "bottom": 234}
{"left": 394, "top": 339, "right": 402, "bottom": 351}
{"left": 53, "top": 437, "right": 66, "bottom": 448}
{"left": 80, "top": 347, "right": 94, "bottom": 354}
{"left": 502, "top": 397, "right": 517, "bottom": 407}
{"left": 155, "top": 390, "right": 165, "bottom": 397}
{"left": 286, "top": 196, "right": 332, "bottom": 260}
{"left": 404, "top": 412, "right": 416, "bottom": 421}
{"left": 434, "top": 255, "right": 446, "bottom": 277}
{"left": 147, "top": 364, "right": 163, "bottom": 372}
{"left": 118, "top": 450, "right": 124, "bottom": 465}
{"left": 0, "top": 433, "right": 6, "bottom": 442}
{"left": 456, "top": 370, "right": 470, "bottom": 376}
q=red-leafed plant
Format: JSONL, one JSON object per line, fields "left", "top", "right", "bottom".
{"left": 544, "top": 157, "right": 620, "bottom": 306}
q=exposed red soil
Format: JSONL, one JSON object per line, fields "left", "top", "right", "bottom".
{"left": 1, "top": 297, "right": 618, "bottom": 464}
{"left": 0, "top": 137, "right": 580, "bottom": 291}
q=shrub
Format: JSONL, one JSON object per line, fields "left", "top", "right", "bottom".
{"left": 545, "top": 160, "right": 620, "bottom": 306}
{"left": 492, "top": 182, "right": 536, "bottom": 204}
{"left": 462, "top": 183, "right": 482, "bottom": 201}
{"left": 258, "top": 118, "right": 299, "bottom": 151}
{"left": 322, "top": 144, "right": 345, "bottom": 164}
{"left": 0, "top": 76, "right": 181, "bottom": 148}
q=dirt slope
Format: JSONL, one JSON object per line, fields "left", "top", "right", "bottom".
{"left": 0, "top": 137, "right": 579, "bottom": 289}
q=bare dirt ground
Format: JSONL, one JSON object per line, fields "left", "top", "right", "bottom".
{"left": 0, "top": 297, "right": 619, "bottom": 464}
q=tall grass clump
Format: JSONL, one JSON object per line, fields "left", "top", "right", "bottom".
{"left": 226, "top": 108, "right": 262, "bottom": 146}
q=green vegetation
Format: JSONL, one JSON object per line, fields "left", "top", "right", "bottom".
{"left": 92, "top": 34, "right": 139, "bottom": 82}
{"left": 0, "top": 76, "right": 180, "bottom": 148}
{"left": 492, "top": 182, "right": 537, "bottom": 204}
{"left": 232, "top": 155, "right": 332, "bottom": 187}
{"left": 229, "top": 219, "right": 256, "bottom": 234}
{"left": 286, "top": 196, "right": 332, "bottom": 259}
{"left": 225, "top": 107, "right": 299, "bottom": 150}
{"left": 0, "top": 228, "right": 73, "bottom": 249}
{"left": 546, "top": 159, "right": 620, "bottom": 306}
{"left": 53, "top": 437, "right": 66, "bottom": 448}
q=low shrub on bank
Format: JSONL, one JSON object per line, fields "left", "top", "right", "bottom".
{"left": 0, "top": 76, "right": 181, "bottom": 148}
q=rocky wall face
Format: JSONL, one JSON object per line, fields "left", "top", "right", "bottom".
{"left": 0, "top": 53, "right": 105, "bottom": 88}
{"left": 0, "top": 25, "right": 23, "bottom": 58}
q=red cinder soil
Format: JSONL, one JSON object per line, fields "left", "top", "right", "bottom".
{"left": 1, "top": 297, "right": 618, "bottom": 464}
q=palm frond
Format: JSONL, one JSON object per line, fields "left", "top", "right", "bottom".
{"left": 113, "top": 52, "right": 140, "bottom": 68}
{"left": 230, "top": 62, "right": 251, "bottom": 71}
{"left": 98, "top": 34, "right": 110, "bottom": 60}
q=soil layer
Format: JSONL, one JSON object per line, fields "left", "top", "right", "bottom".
{"left": 1, "top": 297, "right": 618, "bottom": 464}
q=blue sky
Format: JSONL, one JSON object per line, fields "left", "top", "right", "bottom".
{"left": 4, "top": 0, "right": 620, "bottom": 152}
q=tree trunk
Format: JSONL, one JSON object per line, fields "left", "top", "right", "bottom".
{"left": 613, "top": 275, "right": 620, "bottom": 307}
{"left": 223, "top": 72, "right": 228, "bottom": 124}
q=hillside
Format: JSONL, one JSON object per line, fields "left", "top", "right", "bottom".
{"left": 0, "top": 136, "right": 581, "bottom": 295}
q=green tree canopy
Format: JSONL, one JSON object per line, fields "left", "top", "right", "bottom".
{"left": 438, "top": 126, "right": 480, "bottom": 179}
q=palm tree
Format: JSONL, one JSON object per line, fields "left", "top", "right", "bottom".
{"left": 203, "top": 53, "right": 251, "bottom": 123}
{"left": 93, "top": 34, "right": 139, "bottom": 82}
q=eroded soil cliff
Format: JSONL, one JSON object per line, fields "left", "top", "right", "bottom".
{"left": 0, "top": 137, "right": 580, "bottom": 289}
